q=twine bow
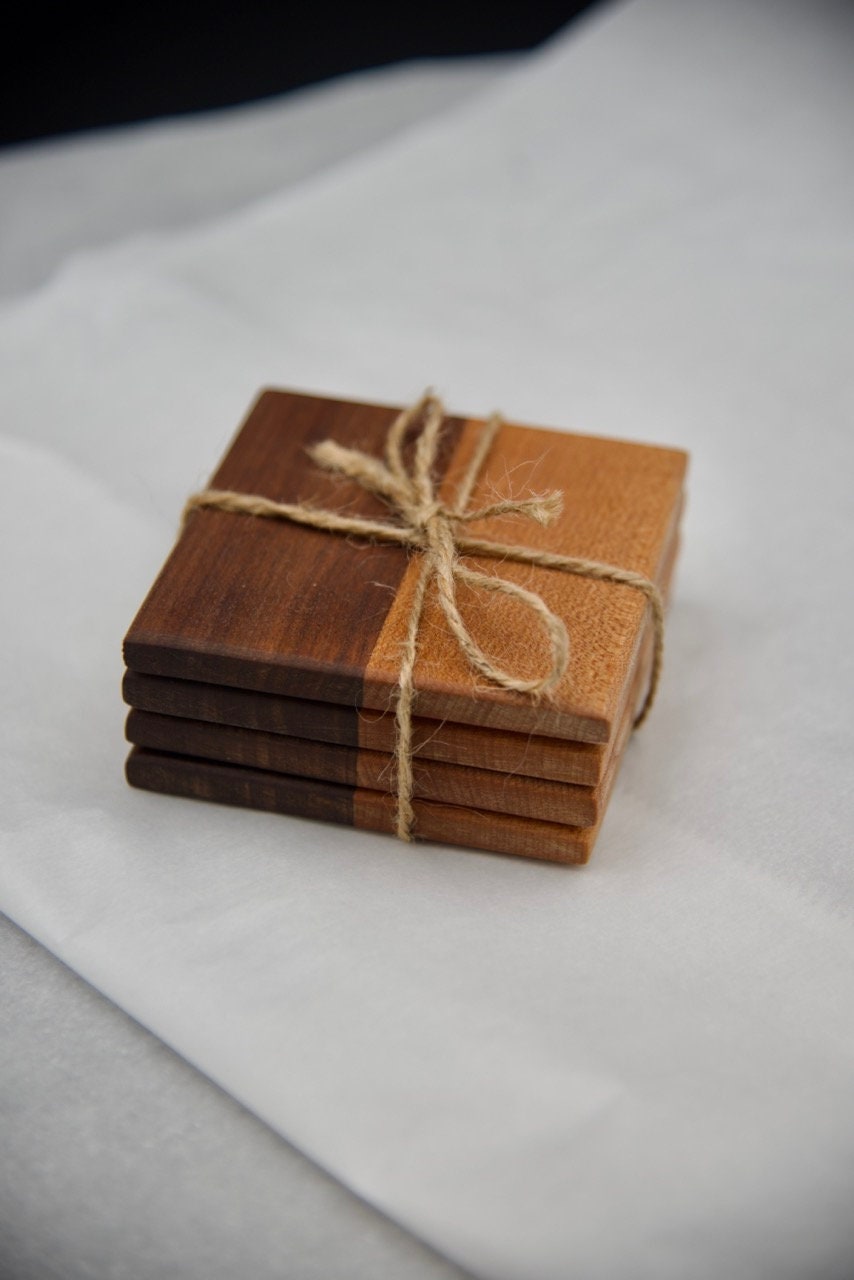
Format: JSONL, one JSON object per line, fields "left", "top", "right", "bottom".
{"left": 183, "top": 394, "right": 664, "bottom": 840}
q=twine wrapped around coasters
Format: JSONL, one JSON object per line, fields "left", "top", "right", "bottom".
{"left": 183, "top": 394, "right": 664, "bottom": 841}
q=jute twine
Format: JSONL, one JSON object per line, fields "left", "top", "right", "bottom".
{"left": 182, "top": 394, "right": 664, "bottom": 841}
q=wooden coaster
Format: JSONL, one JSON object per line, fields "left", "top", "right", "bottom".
{"left": 123, "top": 671, "right": 609, "bottom": 787}
{"left": 124, "top": 390, "right": 687, "bottom": 744}
{"left": 124, "top": 573, "right": 661, "bottom": 832}
{"left": 126, "top": 707, "right": 608, "bottom": 827}
{"left": 125, "top": 747, "right": 623, "bottom": 865}
{"left": 123, "top": 521, "right": 678, "bottom": 791}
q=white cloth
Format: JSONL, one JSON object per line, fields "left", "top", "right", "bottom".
{"left": 0, "top": 56, "right": 512, "bottom": 297}
{"left": 2, "top": 3, "right": 854, "bottom": 1278}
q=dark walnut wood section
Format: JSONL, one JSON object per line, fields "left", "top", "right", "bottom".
{"left": 125, "top": 390, "right": 465, "bottom": 707}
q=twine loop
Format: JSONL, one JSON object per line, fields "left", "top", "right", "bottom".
{"left": 183, "top": 393, "right": 664, "bottom": 841}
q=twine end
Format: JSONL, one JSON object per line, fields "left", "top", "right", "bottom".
{"left": 528, "top": 491, "right": 563, "bottom": 526}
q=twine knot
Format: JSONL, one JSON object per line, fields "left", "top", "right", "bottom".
{"left": 307, "top": 396, "right": 572, "bottom": 743}
{"left": 183, "top": 392, "right": 665, "bottom": 842}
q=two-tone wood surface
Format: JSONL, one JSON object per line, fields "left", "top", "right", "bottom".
{"left": 123, "top": 522, "right": 678, "bottom": 793}
{"left": 122, "top": 670, "right": 608, "bottom": 786}
{"left": 124, "top": 390, "right": 687, "bottom": 743}
{"left": 126, "top": 748, "right": 613, "bottom": 865}
{"left": 123, "top": 389, "right": 687, "bottom": 862}
{"left": 124, "top": 582, "right": 662, "bottom": 829}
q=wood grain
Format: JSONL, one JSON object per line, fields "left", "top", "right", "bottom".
{"left": 124, "top": 391, "right": 464, "bottom": 707}
{"left": 364, "top": 412, "right": 686, "bottom": 742}
{"left": 122, "top": 669, "right": 605, "bottom": 787}
{"left": 125, "top": 710, "right": 603, "bottom": 826}
{"left": 123, "top": 558, "right": 661, "bottom": 830}
{"left": 125, "top": 748, "right": 602, "bottom": 865}
{"left": 124, "top": 390, "right": 687, "bottom": 743}
{"left": 123, "top": 520, "right": 679, "bottom": 791}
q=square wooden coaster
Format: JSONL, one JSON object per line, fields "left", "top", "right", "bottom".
{"left": 125, "top": 389, "right": 687, "bottom": 744}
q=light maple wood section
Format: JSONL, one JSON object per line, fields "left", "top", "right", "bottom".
{"left": 353, "top": 591, "right": 655, "bottom": 849}
{"left": 364, "top": 414, "right": 686, "bottom": 741}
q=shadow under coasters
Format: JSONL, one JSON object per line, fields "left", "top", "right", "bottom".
{"left": 123, "top": 390, "right": 687, "bottom": 861}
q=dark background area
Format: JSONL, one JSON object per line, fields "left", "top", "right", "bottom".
{"left": 2, "top": 1, "right": 599, "bottom": 148}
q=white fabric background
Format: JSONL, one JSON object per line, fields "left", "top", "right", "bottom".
{"left": 0, "top": 57, "right": 512, "bottom": 298}
{"left": 0, "top": 56, "right": 507, "bottom": 1280}
{"left": 0, "top": 918, "right": 467, "bottom": 1280}
{"left": 2, "top": 2, "right": 853, "bottom": 1277}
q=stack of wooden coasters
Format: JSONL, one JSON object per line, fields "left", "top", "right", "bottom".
{"left": 123, "top": 390, "right": 687, "bottom": 863}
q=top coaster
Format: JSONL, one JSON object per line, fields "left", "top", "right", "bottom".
{"left": 124, "top": 390, "right": 686, "bottom": 743}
